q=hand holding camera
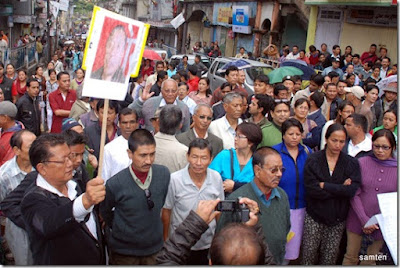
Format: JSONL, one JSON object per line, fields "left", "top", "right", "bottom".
{"left": 215, "top": 197, "right": 259, "bottom": 226}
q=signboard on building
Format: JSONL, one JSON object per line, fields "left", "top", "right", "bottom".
{"left": 347, "top": 8, "right": 396, "bottom": 27}
{"left": 13, "top": 15, "right": 34, "bottom": 24}
{"left": 232, "top": 5, "right": 251, "bottom": 34}
{"left": 59, "top": 0, "right": 69, "bottom": 12}
{"left": 213, "top": 3, "right": 232, "bottom": 27}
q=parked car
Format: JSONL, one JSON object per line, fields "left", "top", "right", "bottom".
{"left": 206, "top": 57, "right": 274, "bottom": 94}
{"left": 170, "top": 54, "right": 212, "bottom": 69}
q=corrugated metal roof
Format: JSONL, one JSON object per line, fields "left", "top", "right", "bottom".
{"left": 305, "top": 0, "right": 393, "bottom": 6}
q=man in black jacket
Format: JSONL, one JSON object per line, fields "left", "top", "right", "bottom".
{"left": 16, "top": 78, "right": 41, "bottom": 136}
{"left": 4, "top": 133, "right": 106, "bottom": 265}
{"left": 156, "top": 198, "right": 275, "bottom": 265}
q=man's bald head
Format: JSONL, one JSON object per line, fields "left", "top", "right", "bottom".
{"left": 210, "top": 223, "right": 265, "bottom": 265}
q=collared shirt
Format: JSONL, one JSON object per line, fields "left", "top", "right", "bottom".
{"left": 48, "top": 89, "right": 77, "bottom": 133}
{"left": 0, "top": 156, "right": 34, "bottom": 202}
{"left": 348, "top": 136, "right": 372, "bottom": 157}
{"left": 193, "top": 127, "right": 208, "bottom": 139}
{"left": 164, "top": 165, "right": 224, "bottom": 250}
{"left": 208, "top": 116, "right": 243, "bottom": 149}
{"left": 250, "top": 180, "right": 281, "bottom": 208}
{"left": 128, "top": 165, "right": 152, "bottom": 190}
{"left": 36, "top": 174, "right": 98, "bottom": 239}
{"left": 102, "top": 136, "right": 131, "bottom": 182}
{"left": 159, "top": 98, "right": 177, "bottom": 107}
{"left": 380, "top": 67, "right": 389, "bottom": 79}
{"left": 178, "top": 96, "right": 196, "bottom": 115}
{"left": 247, "top": 116, "right": 268, "bottom": 128}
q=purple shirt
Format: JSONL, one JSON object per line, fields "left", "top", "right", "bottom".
{"left": 346, "top": 156, "right": 397, "bottom": 240}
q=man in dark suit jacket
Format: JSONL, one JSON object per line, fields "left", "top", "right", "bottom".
{"left": 176, "top": 104, "right": 223, "bottom": 158}
{"left": 19, "top": 133, "right": 106, "bottom": 265}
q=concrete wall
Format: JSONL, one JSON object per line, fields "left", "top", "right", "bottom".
{"left": 281, "top": 14, "right": 307, "bottom": 50}
{"left": 340, "top": 23, "right": 397, "bottom": 62}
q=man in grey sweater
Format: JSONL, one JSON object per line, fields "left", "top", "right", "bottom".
{"left": 100, "top": 129, "right": 170, "bottom": 265}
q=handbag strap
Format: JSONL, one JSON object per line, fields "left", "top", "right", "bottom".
{"left": 230, "top": 148, "right": 234, "bottom": 180}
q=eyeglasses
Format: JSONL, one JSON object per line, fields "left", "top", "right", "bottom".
{"left": 195, "top": 114, "right": 212, "bottom": 121}
{"left": 144, "top": 189, "right": 154, "bottom": 210}
{"left": 274, "top": 99, "right": 290, "bottom": 104}
{"left": 373, "top": 144, "right": 392, "bottom": 151}
{"left": 43, "top": 154, "right": 73, "bottom": 165}
{"left": 259, "top": 165, "right": 286, "bottom": 174}
{"left": 234, "top": 133, "right": 247, "bottom": 139}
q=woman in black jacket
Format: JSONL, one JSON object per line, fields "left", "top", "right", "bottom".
{"left": 301, "top": 123, "right": 361, "bottom": 265}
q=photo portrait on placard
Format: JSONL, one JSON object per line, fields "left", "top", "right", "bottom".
{"left": 90, "top": 16, "right": 139, "bottom": 84}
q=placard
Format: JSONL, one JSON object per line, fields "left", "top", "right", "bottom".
{"left": 81, "top": 6, "right": 149, "bottom": 101}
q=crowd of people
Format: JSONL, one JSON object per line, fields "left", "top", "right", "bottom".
{"left": 0, "top": 40, "right": 397, "bottom": 265}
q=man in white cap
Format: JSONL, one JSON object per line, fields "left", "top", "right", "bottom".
{"left": 0, "top": 101, "right": 23, "bottom": 166}
{"left": 343, "top": 86, "right": 363, "bottom": 109}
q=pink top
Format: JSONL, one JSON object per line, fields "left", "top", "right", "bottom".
{"left": 188, "top": 91, "right": 212, "bottom": 106}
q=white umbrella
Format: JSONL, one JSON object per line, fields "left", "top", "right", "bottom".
{"left": 376, "top": 75, "right": 397, "bottom": 97}
{"left": 64, "top": 40, "right": 74, "bottom": 45}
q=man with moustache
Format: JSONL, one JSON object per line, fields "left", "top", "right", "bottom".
{"left": 100, "top": 129, "right": 170, "bottom": 265}
{"left": 216, "top": 146, "right": 291, "bottom": 265}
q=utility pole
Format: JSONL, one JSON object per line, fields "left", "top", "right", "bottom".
{"left": 47, "top": 0, "right": 51, "bottom": 62}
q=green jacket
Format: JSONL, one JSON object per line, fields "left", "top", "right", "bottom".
{"left": 258, "top": 121, "right": 283, "bottom": 148}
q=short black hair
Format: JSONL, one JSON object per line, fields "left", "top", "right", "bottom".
{"left": 27, "top": 77, "right": 39, "bottom": 87}
{"left": 96, "top": 99, "right": 119, "bottom": 114}
{"left": 252, "top": 146, "right": 280, "bottom": 168}
{"left": 63, "top": 129, "right": 88, "bottom": 146}
{"left": 57, "top": 71, "right": 70, "bottom": 81}
{"left": 255, "top": 74, "right": 269, "bottom": 84}
{"left": 328, "top": 72, "right": 340, "bottom": 79}
{"left": 273, "top": 84, "right": 288, "bottom": 97}
{"left": 157, "top": 70, "right": 168, "bottom": 82}
{"left": 348, "top": 113, "right": 368, "bottom": 133}
{"left": 188, "top": 64, "right": 198, "bottom": 76}
{"left": 353, "top": 54, "right": 360, "bottom": 59}
{"left": 254, "top": 94, "right": 274, "bottom": 116}
{"left": 310, "top": 73, "right": 324, "bottom": 86}
{"left": 225, "top": 66, "right": 239, "bottom": 76}
{"left": 29, "top": 133, "right": 66, "bottom": 169}
{"left": 282, "top": 118, "right": 303, "bottom": 135}
{"left": 128, "top": 129, "right": 155, "bottom": 153}
{"left": 188, "top": 138, "right": 213, "bottom": 157}
{"left": 178, "top": 70, "right": 188, "bottom": 81}
{"left": 118, "top": 107, "right": 137, "bottom": 122}
{"left": 156, "top": 61, "right": 164, "bottom": 67}
{"left": 182, "top": 55, "right": 188, "bottom": 60}
{"left": 310, "top": 91, "right": 325, "bottom": 108}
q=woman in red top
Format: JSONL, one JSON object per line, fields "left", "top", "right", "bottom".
{"left": 11, "top": 69, "right": 27, "bottom": 102}
{"left": 141, "top": 59, "right": 154, "bottom": 80}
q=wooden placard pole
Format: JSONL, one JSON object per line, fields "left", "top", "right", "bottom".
{"left": 97, "top": 98, "right": 109, "bottom": 178}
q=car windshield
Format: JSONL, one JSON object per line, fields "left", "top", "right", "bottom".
{"left": 246, "top": 66, "right": 274, "bottom": 85}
